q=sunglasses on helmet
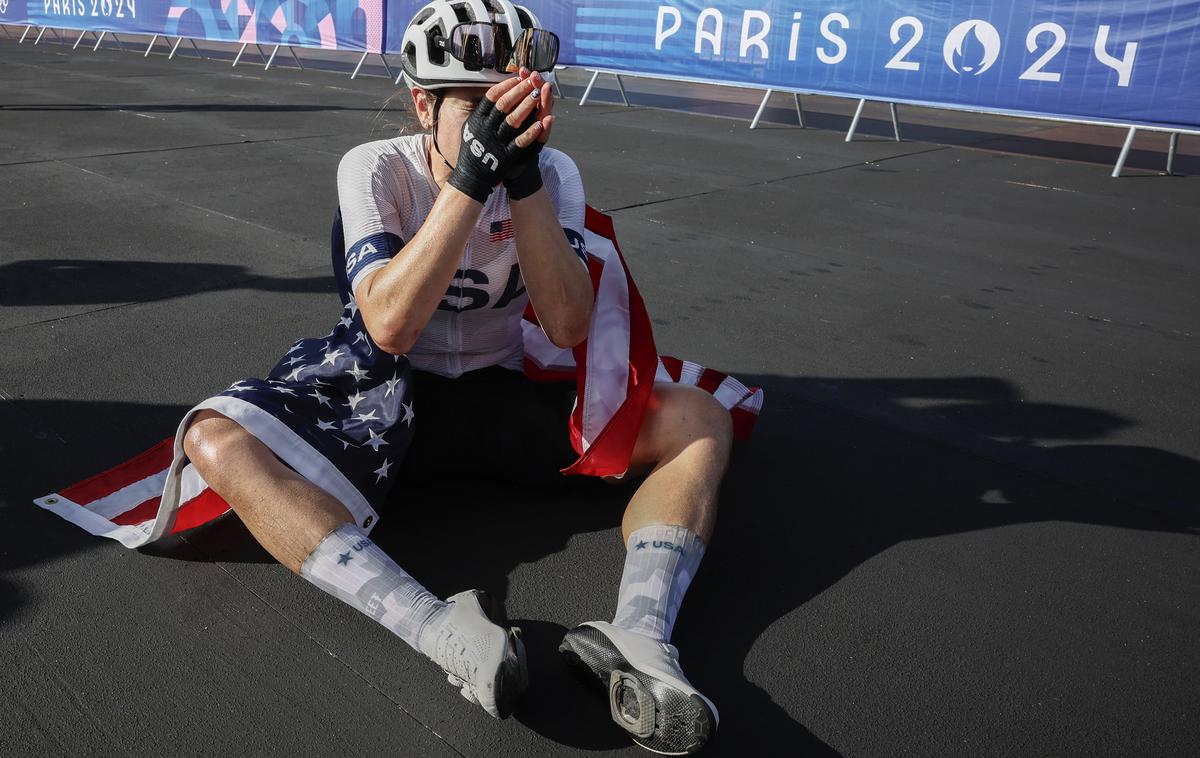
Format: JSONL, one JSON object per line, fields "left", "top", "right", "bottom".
{"left": 434, "top": 23, "right": 559, "bottom": 73}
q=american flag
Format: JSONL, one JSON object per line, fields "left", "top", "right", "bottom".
{"left": 34, "top": 207, "right": 764, "bottom": 548}
{"left": 490, "top": 219, "right": 514, "bottom": 242}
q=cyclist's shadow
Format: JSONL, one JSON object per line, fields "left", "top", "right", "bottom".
{"left": 170, "top": 372, "right": 1198, "bottom": 756}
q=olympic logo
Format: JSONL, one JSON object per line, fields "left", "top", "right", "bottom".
{"left": 0, "top": 1, "right": 9, "bottom": 14}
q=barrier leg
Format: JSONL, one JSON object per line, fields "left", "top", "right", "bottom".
{"left": 232, "top": 42, "right": 248, "bottom": 67}
{"left": 1166, "top": 132, "right": 1179, "bottom": 175}
{"left": 190, "top": 38, "right": 205, "bottom": 59}
{"left": 33, "top": 27, "right": 47, "bottom": 45}
{"left": 264, "top": 44, "right": 280, "bottom": 70}
{"left": 552, "top": 77, "right": 563, "bottom": 98}
{"left": 794, "top": 93, "right": 805, "bottom": 128}
{"left": 749, "top": 89, "right": 772, "bottom": 130}
{"left": 350, "top": 50, "right": 368, "bottom": 79}
{"left": 614, "top": 73, "right": 630, "bottom": 106}
{"left": 845, "top": 98, "right": 866, "bottom": 142}
{"left": 73, "top": 29, "right": 88, "bottom": 49}
{"left": 19, "top": 25, "right": 32, "bottom": 43}
{"left": 379, "top": 54, "right": 394, "bottom": 79}
{"left": 579, "top": 70, "right": 600, "bottom": 106}
{"left": 255, "top": 44, "right": 268, "bottom": 63}
{"left": 50, "top": 27, "right": 65, "bottom": 43}
{"left": 168, "top": 36, "right": 183, "bottom": 60}
{"left": 1112, "top": 126, "right": 1137, "bottom": 178}
{"left": 111, "top": 33, "right": 125, "bottom": 51}
{"left": 144, "top": 34, "right": 159, "bottom": 57}
{"left": 92, "top": 31, "right": 106, "bottom": 52}
{"left": 890, "top": 102, "right": 902, "bottom": 142}
{"left": 289, "top": 46, "right": 304, "bottom": 69}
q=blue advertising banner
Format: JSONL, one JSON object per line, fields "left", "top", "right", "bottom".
{"left": 4, "top": 1, "right": 385, "bottom": 52}
{"left": 543, "top": 1, "right": 1200, "bottom": 130}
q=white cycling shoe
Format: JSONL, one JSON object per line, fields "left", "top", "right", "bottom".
{"left": 420, "top": 590, "right": 528, "bottom": 719}
{"left": 559, "top": 621, "right": 718, "bottom": 755}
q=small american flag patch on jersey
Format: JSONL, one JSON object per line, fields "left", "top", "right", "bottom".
{"left": 490, "top": 219, "right": 514, "bottom": 241}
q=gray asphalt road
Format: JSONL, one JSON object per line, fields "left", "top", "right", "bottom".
{"left": 1, "top": 34, "right": 1197, "bottom": 758}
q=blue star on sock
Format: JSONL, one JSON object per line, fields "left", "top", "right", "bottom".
{"left": 337, "top": 552, "right": 353, "bottom": 566}
{"left": 635, "top": 540, "right": 648, "bottom": 550}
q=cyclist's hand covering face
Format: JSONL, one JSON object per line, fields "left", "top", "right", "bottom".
{"left": 502, "top": 68, "right": 555, "bottom": 200}
{"left": 448, "top": 75, "right": 548, "bottom": 203}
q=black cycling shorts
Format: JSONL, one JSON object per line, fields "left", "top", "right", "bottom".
{"left": 394, "top": 365, "right": 581, "bottom": 491}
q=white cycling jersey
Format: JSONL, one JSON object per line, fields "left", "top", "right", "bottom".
{"left": 337, "top": 134, "right": 588, "bottom": 378}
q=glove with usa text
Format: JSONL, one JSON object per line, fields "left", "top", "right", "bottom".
{"left": 501, "top": 112, "right": 545, "bottom": 201}
{"left": 449, "top": 97, "right": 538, "bottom": 204}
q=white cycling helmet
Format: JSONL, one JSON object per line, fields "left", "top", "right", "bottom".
{"left": 400, "top": 0, "right": 542, "bottom": 91}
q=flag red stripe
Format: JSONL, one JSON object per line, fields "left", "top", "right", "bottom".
{"left": 60, "top": 437, "right": 175, "bottom": 507}
{"left": 731, "top": 407, "right": 759, "bottom": 441}
{"left": 111, "top": 496, "right": 162, "bottom": 526}
{"left": 697, "top": 368, "right": 726, "bottom": 394}
{"left": 660, "top": 356, "right": 684, "bottom": 382}
{"left": 169, "top": 488, "right": 232, "bottom": 535}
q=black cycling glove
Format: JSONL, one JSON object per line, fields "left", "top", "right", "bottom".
{"left": 502, "top": 112, "right": 545, "bottom": 201}
{"left": 448, "top": 97, "right": 537, "bottom": 204}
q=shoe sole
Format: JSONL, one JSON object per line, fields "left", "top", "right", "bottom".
{"left": 492, "top": 626, "right": 529, "bottom": 720}
{"left": 559, "top": 626, "right": 715, "bottom": 755}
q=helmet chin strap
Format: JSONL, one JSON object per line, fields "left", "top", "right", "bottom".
{"left": 428, "top": 94, "right": 455, "bottom": 173}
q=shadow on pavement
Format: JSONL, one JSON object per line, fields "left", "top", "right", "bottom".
{"left": 4, "top": 369, "right": 1197, "bottom": 753}
{"left": 0, "top": 103, "right": 400, "bottom": 115}
{"left": 0, "top": 259, "right": 336, "bottom": 305}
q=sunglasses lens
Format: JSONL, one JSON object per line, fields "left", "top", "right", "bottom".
{"left": 450, "top": 23, "right": 505, "bottom": 70}
{"left": 512, "top": 28, "right": 559, "bottom": 72}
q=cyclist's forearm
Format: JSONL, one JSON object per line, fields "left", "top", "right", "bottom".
{"left": 360, "top": 188, "right": 482, "bottom": 354}
{"left": 510, "top": 189, "right": 594, "bottom": 348}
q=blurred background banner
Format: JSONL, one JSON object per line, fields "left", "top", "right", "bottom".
{"left": 7, "top": 1, "right": 385, "bottom": 53}
{"left": 404, "top": 0, "right": 1195, "bottom": 130}
{"left": 9, "top": 1, "right": 1196, "bottom": 129}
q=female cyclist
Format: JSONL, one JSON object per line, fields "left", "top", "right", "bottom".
{"left": 181, "top": 1, "right": 730, "bottom": 752}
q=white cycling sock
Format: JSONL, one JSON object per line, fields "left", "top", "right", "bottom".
{"left": 300, "top": 523, "right": 447, "bottom": 652}
{"left": 611, "top": 524, "right": 706, "bottom": 643}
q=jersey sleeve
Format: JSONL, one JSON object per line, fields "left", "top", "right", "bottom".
{"left": 337, "top": 143, "right": 408, "bottom": 296}
{"left": 540, "top": 149, "right": 589, "bottom": 267}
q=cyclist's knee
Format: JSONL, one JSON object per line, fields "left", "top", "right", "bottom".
{"left": 182, "top": 409, "right": 243, "bottom": 472}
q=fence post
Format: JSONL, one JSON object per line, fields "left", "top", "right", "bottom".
{"left": 1165, "top": 132, "right": 1180, "bottom": 175}
{"left": 1112, "top": 126, "right": 1137, "bottom": 178}
{"left": 749, "top": 89, "right": 773, "bottom": 130}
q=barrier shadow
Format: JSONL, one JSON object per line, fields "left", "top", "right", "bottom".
{"left": 0, "top": 259, "right": 336, "bottom": 306}
{"left": 563, "top": 82, "right": 1198, "bottom": 176}
{"left": 6, "top": 371, "right": 1197, "bottom": 754}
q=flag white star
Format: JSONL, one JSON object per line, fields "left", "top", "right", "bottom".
{"left": 354, "top": 409, "right": 380, "bottom": 424}
{"left": 364, "top": 428, "right": 389, "bottom": 451}
{"left": 310, "top": 389, "right": 332, "bottom": 407}
{"left": 346, "top": 362, "right": 370, "bottom": 382}
{"left": 373, "top": 458, "right": 393, "bottom": 483}
{"left": 345, "top": 391, "right": 366, "bottom": 411}
{"left": 283, "top": 365, "right": 307, "bottom": 382}
{"left": 271, "top": 385, "right": 297, "bottom": 395}
{"left": 316, "top": 419, "right": 337, "bottom": 431}
{"left": 321, "top": 348, "right": 344, "bottom": 367}
{"left": 353, "top": 331, "right": 373, "bottom": 356}
{"left": 285, "top": 342, "right": 305, "bottom": 355}
{"left": 227, "top": 382, "right": 253, "bottom": 393}
{"left": 347, "top": 298, "right": 359, "bottom": 317}
{"left": 339, "top": 316, "right": 353, "bottom": 329}
{"left": 284, "top": 356, "right": 305, "bottom": 367}
{"left": 313, "top": 378, "right": 333, "bottom": 387}
{"left": 337, "top": 437, "right": 357, "bottom": 450}
{"left": 401, "top": 401, "right": 415, "bottom": 427}
{"left": 384, "top": 372, "right": 402, "bottom": 398}
{"left": 283, "top": 404, "right": 293, "bottom": 413}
